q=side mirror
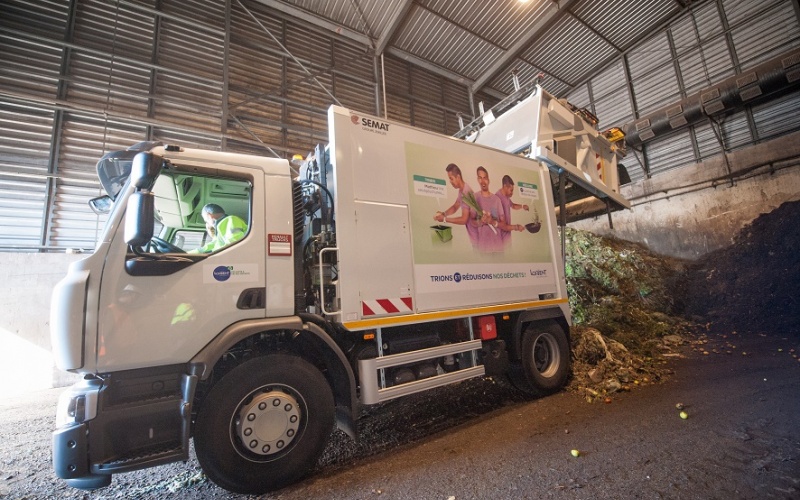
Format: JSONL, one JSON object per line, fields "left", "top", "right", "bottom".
{"left": 125, "top": 193, "right": 154, "bottom": 246}
{"left": 88, "top": 195, "right": 113, "bottom": 214}
{"left": 124, "top": 152, "right": 164, "bottom": 247}
{"left": 130, "top": 152, "right": 163, "bottom": 190}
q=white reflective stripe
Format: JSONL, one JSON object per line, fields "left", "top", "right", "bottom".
{"left": 387, "top": 298, "right": 412, "bottom": 313}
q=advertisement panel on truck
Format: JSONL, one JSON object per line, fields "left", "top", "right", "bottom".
{"left": 329, "top": 107, "right": 560, "bottom": 322}
{"left": 405, "top": 142, "right": 555, "bottom": 311}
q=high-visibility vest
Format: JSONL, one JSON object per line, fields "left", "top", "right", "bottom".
{"left": 192, "top": 215, "right": 248, "bottom": 253}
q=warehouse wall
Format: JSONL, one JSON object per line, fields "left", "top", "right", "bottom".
{"left": 1, "top": 0, "right": 495, "bottom": 253}
{"left": 0, "top": 252, "right": 82, "bottom": 395}
{"left": 571, "top": 130, "right": 800, "bottom": 260}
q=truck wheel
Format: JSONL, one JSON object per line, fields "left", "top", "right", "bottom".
{"left": 509, "top": 321, "right": 570, "bottom": 395}
{"left": 194, "top": 354, "right": 334, "bottom": 494}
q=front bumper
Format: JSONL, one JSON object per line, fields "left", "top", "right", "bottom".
{"left": 53, "top": 422, "right": 110, "bottom": 489}
{"left": 53, "top": 377, "right": 108, "bottom": 488}
{"left": 52, "top": 366, "right": 196, "bottom": 491}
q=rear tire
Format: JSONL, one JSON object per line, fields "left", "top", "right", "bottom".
{"left": 194, "top": 354, "right": 334, "bottom": 494}
{"left": 508, "top": 321, "right": 570, "bottom": 395}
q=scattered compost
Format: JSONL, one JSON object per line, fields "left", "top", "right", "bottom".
{"left": 683, "top": 199, "right": 800, "bottom": 336}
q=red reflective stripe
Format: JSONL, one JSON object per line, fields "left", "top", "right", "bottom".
{"left": 376, "top": 299, "right": 399, "bottom": 314}
{"left": 401, "top": 297, "right": 413, "bottom": 309}
{"left": 362, "top": 302, "right": 375, "bottom": 316}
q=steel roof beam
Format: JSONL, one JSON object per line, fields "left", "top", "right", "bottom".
{"left": 253, "top": 0, "right": 503, "bottom": 99}
{"left": 375, "top": 0, "right": 414, "bottom": 56}
{"left": 470, "top": 0, "right": 579, "bottom": 94}
{"left": 385, "top": 48, "right": 504, "bottom": 100}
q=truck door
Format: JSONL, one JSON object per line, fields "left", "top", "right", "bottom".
{"left": 94, "top": 167, "right": 268, "bottom": 372}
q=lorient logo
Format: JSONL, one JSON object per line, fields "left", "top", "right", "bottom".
{"left": 213, "top": 266, "right": 232, "bottom": 282}
{"left": 204, "top": 264, "right": 257, "bottom": 284}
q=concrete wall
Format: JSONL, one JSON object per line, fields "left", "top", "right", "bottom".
{"left": 0, "top": 252, "right": 83, "bottom": 395}
{"left": 571, "top": 131, "right": 800, "bottom": 260}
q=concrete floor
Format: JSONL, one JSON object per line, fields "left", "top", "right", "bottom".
{"left": 2, "top": 328, "right": 799, "bottom": 499}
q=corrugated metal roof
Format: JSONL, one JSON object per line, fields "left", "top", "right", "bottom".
{"left": 393, "top": 5, "right": 504, "bottom": 79}
{"left": 259, "top": 0, "right": 704, "bottom": 98}
{"left": 590, "top": 59, "right": 626, "bottom": 100}
{"left": 283, "top": 0, "right": 402, "bottom": 39}
{"left": 566, "top": 83, "right": 591, "bottom": 109}
{"left": 521, "top": 14, "right": 617, "bottom": 87}
{"left": 677, "top": 37, "right": 734, "bottom": 94}
{"left": 752, "top": 90, "right": 800, "bottom": 140}
{"left": 645, "top": 129, "right": 696, "bottom": 177}
{"left": 589, "top": 57, "right": 634, "bottom": 129}
{"left": 627, "top": 33, "right": 673, "bottom": 80}
{"left": 419, "top": 0, "right": 554, "bottom": 49}
{"left": 0, "top": 102, "right": 52, "bottom": 248}
{"left": 729, "top": 1, "right": 800, "bottom": 68}
{"left": 593, "top": 86, "right": 633, "bottom": 130}
{"left": 571, "top": 0, "right": 679, "bottom": 50}
{"left": 670, "top": 1, "right": 725, "bottom": 57}
{"left": 721, "top": 0, "right": 781, "bottom": 27}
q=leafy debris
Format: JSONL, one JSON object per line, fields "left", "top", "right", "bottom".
{"left": 563, "top": 228, "right": 699, "bottom": 399}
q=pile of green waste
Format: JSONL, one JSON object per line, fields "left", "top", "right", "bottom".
{"left": 562, "top": 228, "right": 698, "bottom": 400}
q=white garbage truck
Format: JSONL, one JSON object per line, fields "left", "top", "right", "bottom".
{"left": 51, "top": 84, "right": 627, "bottom": 494}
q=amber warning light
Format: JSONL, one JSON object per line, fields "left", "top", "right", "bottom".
{"left": 268, "top": 234, "right": 292, "bottom": 256}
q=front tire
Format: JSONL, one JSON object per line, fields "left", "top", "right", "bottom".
{"left": 509, "top": 321, "right": 570, "bottom": 395}
{"left": 194, "top": 354, "right": 334, "bottom": 494}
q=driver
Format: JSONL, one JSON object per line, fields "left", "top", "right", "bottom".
{"left": 189, "top": 203, "right": 248, "bottom": 254}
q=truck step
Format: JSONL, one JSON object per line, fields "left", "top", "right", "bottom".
{"left": 94, "top": 442, "right": 186, "bottom": 474}
{"left": 358, "top": 340, "right": 485, "bottom": 404}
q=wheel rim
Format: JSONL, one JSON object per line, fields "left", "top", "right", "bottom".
{"left": 231, "top": 385, "right": 303, "bottom": 461}
{"left": 531, "top": 332, "right": 560, "bottom": 378}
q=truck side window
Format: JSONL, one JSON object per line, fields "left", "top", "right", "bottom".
{"left": 149, "top": 172, "right": 252, "bottom": 255}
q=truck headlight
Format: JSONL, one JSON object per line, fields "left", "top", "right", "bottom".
{"left": 55, "top": 380, "right": 101, "bottom": 428}
{"left": 57, "top": 395, "right": 86, "bottom": 427}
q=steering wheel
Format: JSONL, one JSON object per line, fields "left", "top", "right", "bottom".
{"left": 148, "top": 236, "right": 186, "bottom": 253}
